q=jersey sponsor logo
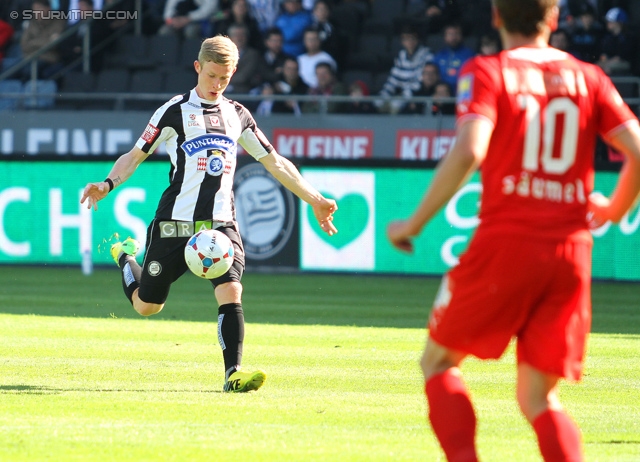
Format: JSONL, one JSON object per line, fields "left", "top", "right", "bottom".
{"left": 148, "top": 261, "right": 162, "bottom": 276}
{"left": 456, "top": 74, "right": 473, "bottom": 106}
{"left": 234, "top": 163, "right": 296, "bottom": 260}
{"left": 187, "top": 113, "right": 201, "bottom": 127}
{"left": 141, "top": 123, "right": 160, "bottom": 144}
{"left": 181, "top": 133, "right": 237, "bottom": 157}
{"left": 206, "top": 151, "right": 225, "bottom": 176}
{"left": 209, "top": 116, "right": 220, "bottom": 126}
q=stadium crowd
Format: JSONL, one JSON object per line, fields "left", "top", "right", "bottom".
{"left": 0, "top": 0, "right": 639, "bottom": 113}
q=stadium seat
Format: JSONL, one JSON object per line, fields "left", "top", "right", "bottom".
{"left": 372, "top": 71, "right": 389, "bottom": 94}
{"left": 0, "top": 79, "right": 23, "bottom": 111}
{"left": 163, "top": 70, "right": 197, "bottom": 94}
{"left": 463, "top": 36, "right": 479, "bottom": 53}
{"left": 147, "top": 35, "right": 180, "bottom": 70}
{"left": 612, "top": 78, "right": 639, "bottom": 98}
{"left": 361, "top": 0, "right": 404, "bottom": 35}
{"left": 127, "top": 70, "right": 165, "bottom": 111}
{"left": 92, "top": 69, "right": 130, "bottom": 110}
{"left": 95, "top": 69, "right": 130, "bottom": 93}
{"left": 103, "top": 34, "right": 155, "bottom": 70}
{"left": 60, "top": 71, "right": 95, "bottom": 93}
{"left": 180, "top": 38, "right": 204, "bottom": 70}
{"left": 22, "top": 80, "right": 58, "bottom": 109}
{"left": 130, "top": 69, "right": 164, "bottom": 94}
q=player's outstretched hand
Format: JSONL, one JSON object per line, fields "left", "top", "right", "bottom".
{"left": 312, "top": 198, "right": 338, "bottom": 236}
{"left": 80, "top": 181, "right": 109, "bottom": 211}
{"left": 387, "top": 219, "right": 418, "bottom": 253}
{"left": 586, "top": 191, "right": 611, "bottom": 230}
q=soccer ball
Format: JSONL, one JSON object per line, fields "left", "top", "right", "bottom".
{"left": 184, "top": 229, "right": 234, "bottom": 279}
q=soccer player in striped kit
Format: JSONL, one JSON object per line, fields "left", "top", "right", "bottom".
{"left": 388, "top": 0, "right": 640, "bottom": 460}
{"left": 81, "top": 35, "right": 338, "bottom": 393}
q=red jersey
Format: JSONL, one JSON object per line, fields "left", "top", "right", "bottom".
{"left": 456, "top": 46, "right": 638, "bottom": 239}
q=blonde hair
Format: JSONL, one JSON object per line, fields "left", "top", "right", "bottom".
{"left": 198, "top": 35, "right": 239, "bottom": 68}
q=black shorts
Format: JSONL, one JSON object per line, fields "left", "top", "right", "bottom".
{"left": 137, "top": 219, "right": 245, "bottom": 304}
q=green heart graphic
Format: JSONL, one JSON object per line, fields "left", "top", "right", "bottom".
{"left": 308, "top": 193, "right": 369, "bottom": 249}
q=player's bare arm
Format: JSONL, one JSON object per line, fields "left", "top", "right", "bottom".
{"left": 259, "top": 150, "right": 338, "bottom": 236}
{"left": 387, "top": 118, "right": 492, "bottom": 253}
{"left": 80, "top": 146, "right": 150, "bottom": 211}
{"left": 589, "top": 122, "right": 640, "bottom": 224}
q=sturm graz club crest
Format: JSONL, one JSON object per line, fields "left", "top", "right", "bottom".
{"left": 234, "top": 163, "right": 295, "bottom": 260}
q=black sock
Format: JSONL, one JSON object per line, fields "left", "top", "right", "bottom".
{"left": 118, "top": 254, "right": 141, "bottom": 304}
{"left": 218, "top": 303, "right": 244, "bottom": 379}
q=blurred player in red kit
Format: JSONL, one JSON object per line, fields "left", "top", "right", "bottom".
{"left": 387, "top": 0, "right": 640, "bottom": 460}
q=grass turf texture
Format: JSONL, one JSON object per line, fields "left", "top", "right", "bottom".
{"left": 0, "top": 267, "right": 638, "bottom": 461}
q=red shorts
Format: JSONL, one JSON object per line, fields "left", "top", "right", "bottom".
{"left": 428, "top": 230, "right": 592, "bottom": 381}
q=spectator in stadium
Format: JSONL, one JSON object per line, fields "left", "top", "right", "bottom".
{"left": 272, "top": 56, "right": 309, "bottom": 114}
{"left": 598, "top": 0, "right": 630, "bottom": 18}
{"left": 311, "top": 0, "right": 344, "bottom": 67}
{"left": 597, "top": 7, "right": 634, "bottom": 75}
{"left": 478, "top": 31, "right": 501, "bottom": 56}
{"left": 100, "top": 0, "right": 137, "bottom": 34}
{"left": 387, "top": 0, "right": 640, "bottom": 461}
{"left": 225, "top": 23, "right": 263, "bottom": 93}
{"left": 159, "top": 0, "right": 217, "bottom": 39}
{"left": 20, "top": 0, "right": 66, "bottom": 79}
{"left": 549, "top": 28, "right": 580, "bottom": 58}
{"left": 59, "top": 0, "right": 113, "bottom": 71}
{"left": 378, "top": 24, "right": 433, "bottom": 113}
{"left": 1, "top": 0, "right": 31, "bottom": 35}
{"left": 66, "top": 0, "right": 102, "bottom": 24}
{"left": 297, "top": 27, "right": 337, "bottom": 88}
{"left": 0, "top": 19, "right": 14, "bottom": 66}
{"left": 261, "top": 27, "right": 293, "bottom": 84}
{"left": 139, "top": 0, "right": 166, "bottom": 34}
{"left": 211, "top": 0, "right": 263, "bottom": 51}
{"left": 343, "top": 79, "right": 378, "bottom": 114}
{"left": 568, "top": 2, "right": 603, "bottom": 63}
{"left": 80, "top": 34, "right": 338, "bottom": 395}
{"left": 402, "top": 0, "right": 461, "bottom": 35}
{"left": 302, "top": 61, "right": 347, "bottom": 113}
{"left": 432, "top": 22, "right": 475, "bottom": 92}
{"left": 254, "top": 81, "right": 277, "bottom": 116}
{"left": 246, "top": 0, "right": 280, "bottom": 33}
{"left": 400, "top": 62, "right": 441, "bottom": 115}
{"left": 274, "top": 0, "right": 313, "bottom": 57}
{"left": 430, "top": 81, "right": 455, "bottom": 115}
{"left": 457, "top": 0, "right": 493, "bottom": 37}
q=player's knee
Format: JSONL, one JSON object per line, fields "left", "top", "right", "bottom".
{"left": 420, "top": 339, "right": 464, "bottom": 380}
{"left": 215, "top": 281, "right": 243, "bottom": 304}
{"left": 516, "top": 384, "right": 561, "bottom": 423}
{"left": 517, "top": 364, "right": 563, "bottom": 422}
{"left": 133, "top": 301, "right": 164, "bottom": 316}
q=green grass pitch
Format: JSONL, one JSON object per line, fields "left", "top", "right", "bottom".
{"left": 0, "top": 266, "right": 638, "bottom": 461}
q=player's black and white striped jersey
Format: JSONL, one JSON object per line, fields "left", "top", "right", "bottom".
{"left": 135, "top": 89, "right": 273, "bottom": 222}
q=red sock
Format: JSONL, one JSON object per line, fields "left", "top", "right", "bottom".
{"left": 532, "top": 409, "right": 583, "bottom": 462}
{"left": 425, "top": 370, "right": 478, "bottom": 462}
